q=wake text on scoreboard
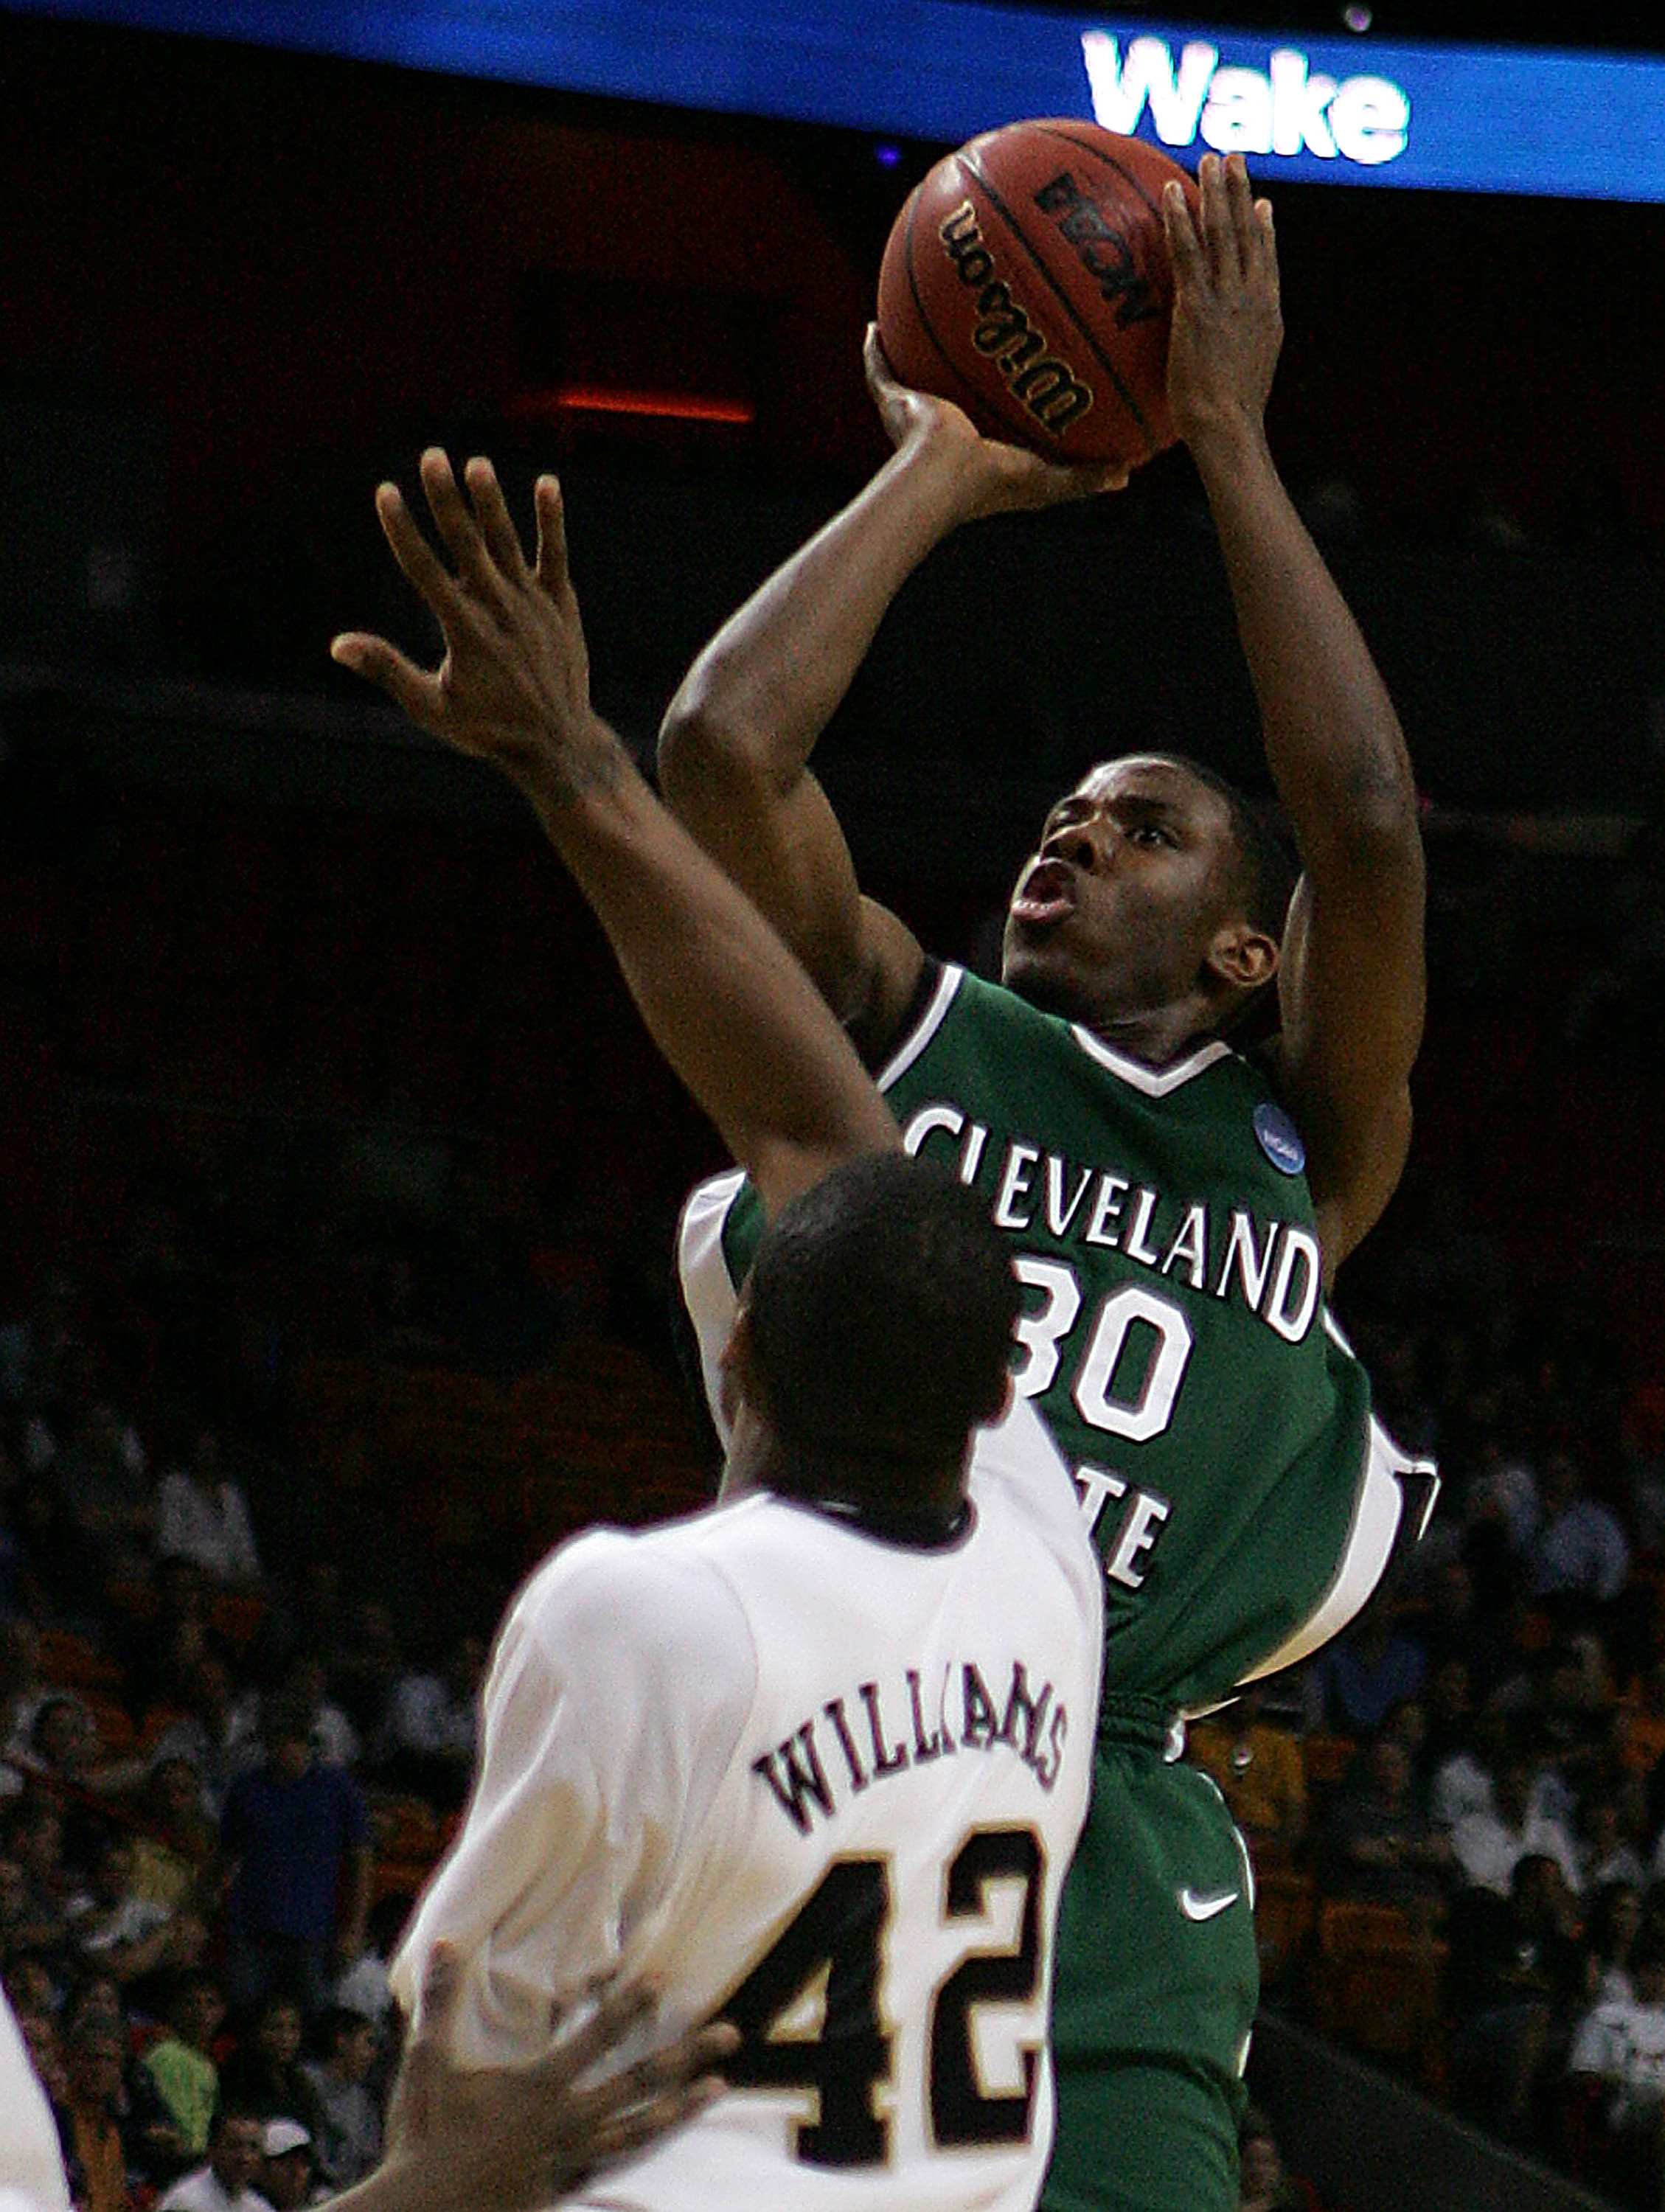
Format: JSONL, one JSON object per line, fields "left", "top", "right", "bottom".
{"left": 5, "top": 1, "right": 1664, "bottom": 201}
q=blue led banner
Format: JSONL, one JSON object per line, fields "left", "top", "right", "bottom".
{"left": 7, "top": 0, "right": 1665, "bottom": 202}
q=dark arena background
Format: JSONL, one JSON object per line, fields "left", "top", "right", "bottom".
{"left": 1, "top": 2, "right": 1663, "bottom": 2207}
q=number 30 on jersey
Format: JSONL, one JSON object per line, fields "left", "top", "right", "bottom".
{"left": 1013, "top": 1256, "right": 1183, "bottom": 1589}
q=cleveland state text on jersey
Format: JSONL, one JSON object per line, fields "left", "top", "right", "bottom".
{"left": 900, "top": 1104, "right": 1322, "bottom": 1346}
{"left": 753, "top": 1658, "right": 1069, "bottom": 1835}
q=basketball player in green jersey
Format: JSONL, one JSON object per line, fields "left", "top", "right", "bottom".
{"left": 660, "top": 153, "right": 1434, "bottom": 2212}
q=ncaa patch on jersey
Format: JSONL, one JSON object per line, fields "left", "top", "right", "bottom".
{"left": 1252, "top": 1102, "right": 1306, "bottom": 1176}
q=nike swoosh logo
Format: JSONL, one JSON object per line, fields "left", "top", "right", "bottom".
{"left": 1178, "top": 1886, "right": 1240, "bottom": 1922}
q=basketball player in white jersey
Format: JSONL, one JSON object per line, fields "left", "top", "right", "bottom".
{"left": 1, "top": 1990, "right": 71, "bottom": 2212}
{"left": 332, "top": 448, "right": 1102, "bottom": 2212}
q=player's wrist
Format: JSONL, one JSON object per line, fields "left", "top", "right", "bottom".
{"left": 1178, "top": 406, "right": 1273, "bottom": 479}
{"left": 521, "top": 713, "right": 635, "bottom": 821}
{"left": 887, "top": 417, "right": 1007, "bottom": 527}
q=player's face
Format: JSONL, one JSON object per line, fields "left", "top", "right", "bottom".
{"left": 1001, "top": 758, "right": 1242, "bottom": 1029}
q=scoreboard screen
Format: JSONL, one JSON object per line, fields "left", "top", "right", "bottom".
{"left": 4, "top": 1, "right": 1664, "bottom": 201}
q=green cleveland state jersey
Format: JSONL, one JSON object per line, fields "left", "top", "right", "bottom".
{"left": 678, "top": 961, "right": 1434, "bottom": 1715}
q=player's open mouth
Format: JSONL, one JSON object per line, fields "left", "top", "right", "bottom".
{"left": 1011, "top": 858, "right": 1077, "bottom": 927}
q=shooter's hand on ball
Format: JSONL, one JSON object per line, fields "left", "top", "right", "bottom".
{"left": 863, "top": 324, "right": 1127, "bottom": 518}
{"left": 1161, "top": 151, "right": 1282, "bottom": 458}
{"left": 332, "top": 449, "right": 610, "bottom": 817}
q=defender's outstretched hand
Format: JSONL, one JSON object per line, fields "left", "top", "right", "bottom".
{"left": 863, "top": 324, "right": 1128, "bottom": 515}
{"left": 333, "top": 449, "right": 897, "bottom": 1211}
{"left": 1161, "top": 151, "right": 1282, "bottom": 453}
{"left": 347, "top": 1943, "right": 734, "bottom": 2212}
{"left": 332, "top": 450, "right": 615, "bottom": 815}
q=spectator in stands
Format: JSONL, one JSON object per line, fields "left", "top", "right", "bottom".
{"left": 1530, "top": 1634, "right": 1619, "bottom": 1824}
{"left": 323, "top": 1601, "right": 403, "bottom": 1750}
{"left": 373, "top": 1635, "right": 481, "bottom": 1810}
{"left": 66, "top": 1969, "right": 128, "bottom": 2041}
{"left": 1236, "top": 2106, "right": 1306, "bottom": 2212}
{"left": 1383, "top": 1692, "right": 1430, "bottom": 1794}
{"left": 331, "top": 1891, "right": 409, "bottom": 2045}
{"left": 1567, "top": 1928, "right": 1665, "bottom": 2186}
{"left": 156, "top": 1427, "right": 262, "bottom": 1588}
{"left": 59, "top": 2015, "right": 132, "bottom": 2212}
{"left": 299, "top": 2007, "right": 380, "bottom": 2190}
{"left": 1415, "top": 1653, "right": 1476, "bottom": 1803}
{"left": 21, "top": 1694, "right": 146, "bottom": 1805}
{"left": 218, "top": 1992, "right": 319, "bottom": 2135}
{"left": 5, "top": 1950, "right": 61, "bottom": 2025}
{"left": 218, "top": 1691, "right": 371, "bottom": 2020}
{"left": 54, "top": 1397, "right": 154, "bottom": 1590}
{"left": 128, "top": 1753, "right": 218, "bottom": 1916}
{"left": 1529, "top": 1447, "right": 1630, "bottom": 1614}
{"left": 125, "top": 1557, "right": 220, "bottom": 1727}
{"left": 255, "top": 1562, "right": 344, "bottom": 1690}
{"left": 68, "top": 1827, "right": 205, "bottom": 1992}
{"left": 1428, "top": 1704, "right": 1509, "bottom": 1837}
{"left": 274, "top": 1655, "right": 357, "bottom": 1774}
{"left": 135, "top": 1969, "right": 225, "bottom": 2177}
{"left": 18, "top": 1692, "right": 87, "bottom": 1788}
{"left": 156, "top": 2107, "right": 271, "bottom": 2212}
{"left": 1577, "top": 1773, "right": 1650, "bottom": 1892}
{"left": 1419, "top": 1552, "right": 1518, "bottom": 1708}
{"left": 13, "top": 1992, "right": 69, "bottom": 2108}
{"left": 1322, "top": 1732, "right": 1452, "bottom": 1913}
{"left": 1586, "top": 1879, "right": 1645, "bottom": 2006}
{"left": 1460, "top": 1396, "right": 1541, "bottom": 1559}
{"left": 1450, "top": 1849, "right": 1586, "bottom": 2146}
{"left": 1306, "top": 1602, "right": 1427, "bottom": 1737}
{"left": 7, "top": 1798, "right": 74, "bottom": 1962}
{"left": 1616, "top": 1653, "right": 1665, "bottom": 1780}
{"left": 148, "top": 1658, "right": 258, "bottom": 1823}
{"left": 1451, "top": 1742, "right": 1584, "bottom": 1898}
{"left": 257, "top": 2121, "right": 314, "bottom": 2212}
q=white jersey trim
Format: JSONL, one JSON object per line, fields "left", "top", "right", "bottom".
{"left": 1228, "top": 1409, "right": 1435, "bottom": 1694}
{"left": 676, "top": 1169, "right": 745, "bottom": 1452}
{"left": 876, "top": 963, "right": 964, "bottom": 1093}
{"left": 1068, "top": 1026, "right": 1234, "bottom": 1095}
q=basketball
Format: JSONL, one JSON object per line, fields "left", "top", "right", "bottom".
{"left": 876, "top": 120, "right": 1199, "bottom": 469}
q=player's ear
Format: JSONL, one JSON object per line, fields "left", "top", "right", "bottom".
{"left": 1206, "top": 919, "right": 1279, "bottom": 993}
{"left": 717, "top": 1298, "right": 760, "bottom": 1433}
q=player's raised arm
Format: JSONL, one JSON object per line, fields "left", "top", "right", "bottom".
{"left": 658, "top": 330, "right": 1122, "bottom": 1056}
{"left": 330, "top": 450, "right": 896, "bottom": 1217}
{"left": 1162, "top": 153, "right": 1425, "bottom": 1277}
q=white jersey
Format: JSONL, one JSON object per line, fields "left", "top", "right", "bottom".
{"left": 0, "top": 1990, "right": 70, "bottom": 2212}
{"left": 392, "top": 1397, "right": 1100, "bottom": 2212}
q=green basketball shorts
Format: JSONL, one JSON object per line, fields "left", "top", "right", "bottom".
{"left": 1041, "top": 1704, "right": 1259, "bottom": 2212}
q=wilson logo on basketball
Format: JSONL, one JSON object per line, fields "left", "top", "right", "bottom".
{"left": 936, "top": 201, "right": 1095, "bottom": 437}
{"left": 1032, "top": 173, "right": 1161, "bottom": 331}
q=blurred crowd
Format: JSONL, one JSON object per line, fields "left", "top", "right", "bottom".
{"left": 0, "top": 1257, "right": 492, "bottom": 2212}
{"left": 1192, "top": 1242, "right": 1665, "bottom": 2208}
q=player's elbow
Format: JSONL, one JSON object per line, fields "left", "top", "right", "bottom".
{"left": 658, "top": 676, "right": 774, "bottom": 810}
